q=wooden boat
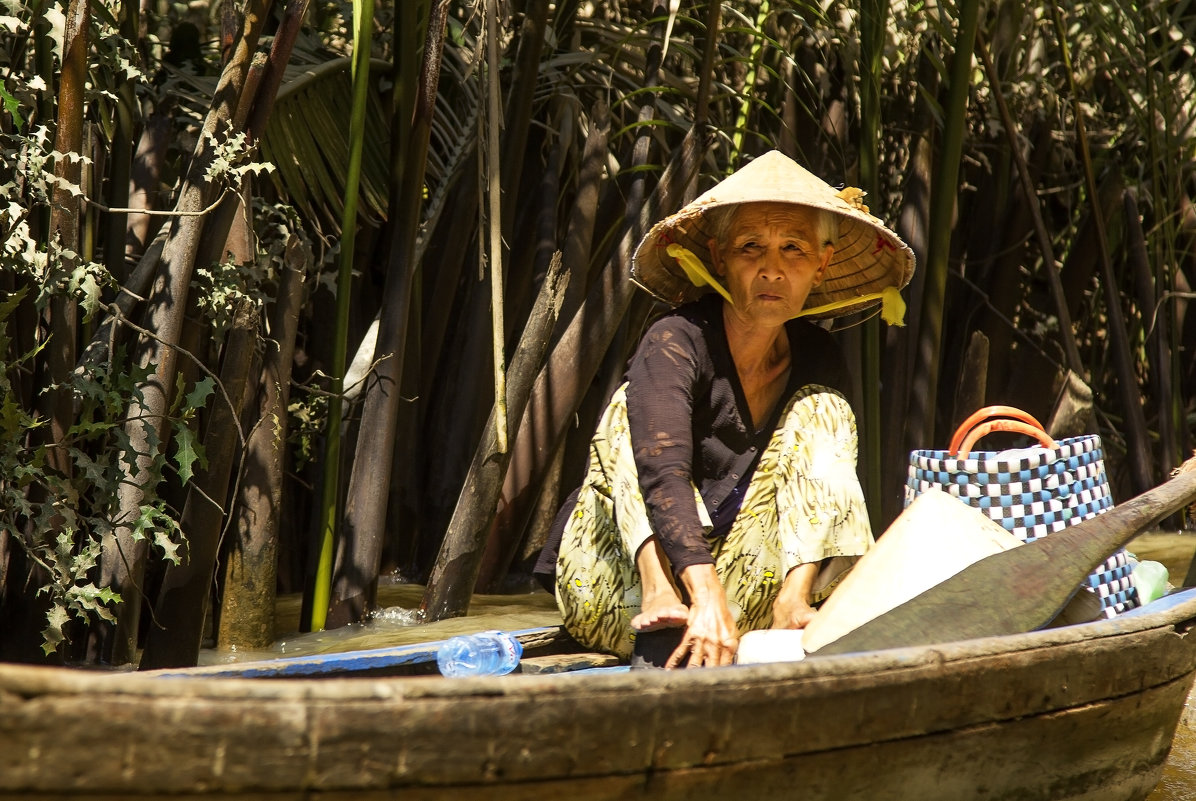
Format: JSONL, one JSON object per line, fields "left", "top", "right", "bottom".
{"left": 3, "top": 588, "right": 1196, "bottom": 800}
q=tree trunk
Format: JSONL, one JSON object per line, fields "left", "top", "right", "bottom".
{"left": 5, "top": 0, "right": 92, "bottom": 665}
{"left": 879, "top": 44, "right": 935, "bottom": 529}
{"left": 217, "top": 237, "right": 306, "bottom": 650}
{"left": 978, "top": 38, "right": 1083, "bottom": 377}
{"left": 43, "top": 0, "right": 90, "bottom": 478}
{"left": 470, "top": 108, "right": 588, "bottom": 591}
{"left": 953, "top": 331, "right": 989, "bottom": 429}
{"left": 500, "top": 0, "right": 550, "bottom": 245}
{"left": 139, "top": 298, "right": 258, "bottom": 669}
{"left": 124, "top": 114, "right": 172, "bottom": 263}
{"left": 554, "top": 101, "right": 610, "bottom": 332}
{"left": 1072, "top": 122, "right": 1153, "bottom": 494}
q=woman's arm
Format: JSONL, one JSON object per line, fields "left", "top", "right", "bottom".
{"left": 770, "top": 562, "right": 819, "bottom": 630}
{"left": 625, "top": 317, "right": 714, "bottom": 572}
{"left": 627, "top": 309, "right": 740, "bottom": 667}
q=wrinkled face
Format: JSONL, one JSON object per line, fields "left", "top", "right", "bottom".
{"left": 709, "top": 202, "right": 832, "bottom": 327}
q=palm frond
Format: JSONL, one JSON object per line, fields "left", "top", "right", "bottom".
{"left": 258, "top": 57, "right": 392, "bottom": 234}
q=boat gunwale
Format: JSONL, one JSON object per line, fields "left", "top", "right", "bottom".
{"left": 3, "top": 595, "right": 1196, "bottom": 801}
{"left": 1, "top": 589, "right": 1195, "bottom": 703}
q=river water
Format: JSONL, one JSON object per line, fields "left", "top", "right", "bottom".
{"left": 199, "top": 532, "right": 1196, "bottom": 800}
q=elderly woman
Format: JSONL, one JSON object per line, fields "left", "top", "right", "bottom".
{"left": 535, "top": 151, "right": 915, "bottom": 668}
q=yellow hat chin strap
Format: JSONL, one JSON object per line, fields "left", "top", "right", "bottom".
{"left": 666, "top": 243, "right": 733, "bottom": 304}
{"left": 798, "top": 285, "right": 907, "bottom": 326}
{"left": 666, "top": 244, "right": 906, "bottom": 326}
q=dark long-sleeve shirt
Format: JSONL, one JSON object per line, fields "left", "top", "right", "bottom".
{"left": 624, "top": 294, "right": 850, "bottom": 574}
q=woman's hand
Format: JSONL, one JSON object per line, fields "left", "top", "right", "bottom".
{"left": 770, "top": 562, "right": 819, "bottom": 630}
{"left": 666, "top": 564, "right": 739, "bottom": 668}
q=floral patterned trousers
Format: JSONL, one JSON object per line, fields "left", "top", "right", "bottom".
{"left": 555, "top": 383, "right": 873, "bottom": 659}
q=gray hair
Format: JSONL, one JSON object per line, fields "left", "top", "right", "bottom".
{"left": 704, "top": 204, "right": 839, "bottom": 250}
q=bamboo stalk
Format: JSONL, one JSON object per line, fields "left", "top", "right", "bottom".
{"left": 695, "top": 0, "right": 721, "bottom": 127}
{"left": 912, "top": 0, "right": 980, "bottom": 445}
{"left": 43, "top": 0, "right": 90, "bottom": 478}
{"left": 858, "top": 0, "right": 889, "bottom": 533}
{"left": 307, "top": 0, "right": 374, "bottom": 632}
{"left": 731, "top": 0, "right": 769, "bottom": 162}
{"left": 485, "top": 0, "right": 508, "bottom": 453}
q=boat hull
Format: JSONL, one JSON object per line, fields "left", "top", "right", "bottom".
{"left": 3, "top": 591, "right": 1196, "bottom": 800}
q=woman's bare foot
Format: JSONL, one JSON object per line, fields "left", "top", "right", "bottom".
{"left": 631, "top": 595, "right": 689, "bottom": 632}
{"left": 633, "top": 537, "right": 689, "bottom": 631}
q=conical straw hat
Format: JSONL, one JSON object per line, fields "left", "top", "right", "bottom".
{"left": 631, "top": 150, "right": 916, "bottom": 320}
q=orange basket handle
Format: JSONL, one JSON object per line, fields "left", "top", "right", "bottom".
{"left": 948, "top": 406, "right": 1054, "bottom": 457}
{"left": 952, "top": 420, "right": 1057, "bottom": 457}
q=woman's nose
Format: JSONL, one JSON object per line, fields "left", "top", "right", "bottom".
{"left": 759, "top": 248, "right": 785, "bottom": 278}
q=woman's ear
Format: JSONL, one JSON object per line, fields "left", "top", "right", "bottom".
{"left": 813, "top": 244, "right": 833, "bottom": 286}
{"left": 707, "top": 238, "right": 725, "bottom": 277}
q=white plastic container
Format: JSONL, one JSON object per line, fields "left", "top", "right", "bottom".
{"left": 736, "top": 629, "right": 806, "bottom": 664}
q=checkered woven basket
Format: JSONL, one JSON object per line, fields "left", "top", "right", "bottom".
{"left": 904, "top": 407, "right": 1138, "bottom": 618}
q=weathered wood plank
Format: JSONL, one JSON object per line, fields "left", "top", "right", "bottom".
{"left": 3, "top": 675, "right": 1187, "bottom": 800}
{"left": 517, "top": 652, "right": 620, "bottom": 674}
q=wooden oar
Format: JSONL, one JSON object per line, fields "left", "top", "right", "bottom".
{"left": 812, "top": 459, "right": 1196, "bottom": 656}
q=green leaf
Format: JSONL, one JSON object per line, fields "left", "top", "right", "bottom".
{"left": 0, "top": 83, "right": 22, "bottom": 131}
{"left": 154, "top": 527, "right": 182, "bottom": 565}
{"left": 67, "top": 583, "right": 122, "bottom": 621}
{"left": 69, "top": 448, "right": 110, "bottom": 485}
{"left": 113, "top": 426, "right": 140, "bottom": 473}
{"left": 185, "top": 376, "right": 216, "bottom": 413}
{"left": 40, "top": 605, "right": 70, "bottom": 656}
{"left": 69, "top": 265, "right": 103, "bottom": 321}
{"left": 130, "top": 505, "right": 158, "bottom": 542}
{"left": 126, "top": 357, "right": 155, "bottom": 389}
{"left": 172, "top": 423, "right": 205, "bottom": 484}
{"left": 0, "top": 395, "right": 26, "bottom": 439}
{"left": 67, "top": 419, "right": 112, "bottom": 439}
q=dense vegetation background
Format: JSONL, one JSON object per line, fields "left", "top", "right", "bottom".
{"left": 1, "top": 0, "right": 1193, "bottom": 667}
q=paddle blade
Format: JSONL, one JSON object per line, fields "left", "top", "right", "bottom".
{"left": 811, "top": 461, "right": 1196, "bottom": 656}
{"left": 810, "top": 541, "right": 1074, "bottom": 654}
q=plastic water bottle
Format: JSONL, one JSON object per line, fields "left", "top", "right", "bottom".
{"left": 436, "top": 630, "right": 523, "bottom": 677}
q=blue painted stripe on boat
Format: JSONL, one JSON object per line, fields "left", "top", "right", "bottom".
{"left": 152, "top": 626, "right": 560, "bottom": 679}
{"left": 1112, "top": 586, "right": 1196, "bottom": 619}
{"left": 562, "top": 665, "right": 631, "bottom": 676}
